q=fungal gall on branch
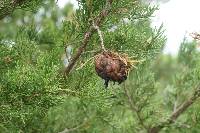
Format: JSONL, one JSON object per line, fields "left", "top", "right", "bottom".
{"left": 95, "top": 51, "right": 135, "bottom": 88}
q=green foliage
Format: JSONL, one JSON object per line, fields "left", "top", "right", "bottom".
{"left": 152, "top": 39, "right": 200, "bottom": 132}
{"left": 2, "top": 0, "right": 200, "bottom": 133}
{"left": 0, "top": 27, "right": 64, "bottom": 132}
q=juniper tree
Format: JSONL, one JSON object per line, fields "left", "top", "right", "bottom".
{"left": 1, "top": 0, "right": 200, "bottom": 133}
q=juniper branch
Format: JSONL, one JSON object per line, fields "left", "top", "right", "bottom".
{"left": 148, "top": 86, "right": 200, "bottom": 133}
{"left": 63, "top": 0, "right": 113, "bottom": 76}
{"left": 123, "top": 83, "right": 149, "bottom": 131}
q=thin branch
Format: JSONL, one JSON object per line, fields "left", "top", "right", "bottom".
{"left": 63, "top": 0, "right": 113, "bottom": 76}
{"left": 174, "top": 122, "right": 191, "bottom": 129}
{"left": 100, "top": 117, "right": 119, "bottom": 129}
{"left": 83, "top": 50, "right": 100, "bottom": 54}
{"left": 123, "top": 83, "right": 149, "bottom": 131}
{"left": 92, "top": 21, "right": 106, "bottom": 51}
{"left": 173, "top": 95, "right": 178, "bottom": 112}
{"left": 75, "top": 56, "right": 95, "bottom": 70}
{"left": 148, "top": 86, "right": 200, "bottom": 133}
{"left": 58, "top": 120, "right": 88, "bottom": 133}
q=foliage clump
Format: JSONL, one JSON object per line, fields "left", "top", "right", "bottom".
{"left": 1, "top": 0, "right": 200, "bottom": 133}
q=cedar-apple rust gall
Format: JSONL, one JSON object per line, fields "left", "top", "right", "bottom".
{"left": 94, "top": 51, "right": 136, "bottom": 88}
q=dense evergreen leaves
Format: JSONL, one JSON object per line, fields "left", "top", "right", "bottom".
{"left": 0, "top": 0, "right": 200, "bottom": 133}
